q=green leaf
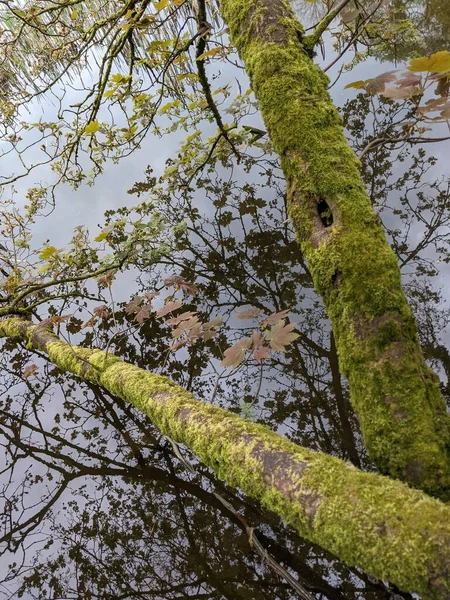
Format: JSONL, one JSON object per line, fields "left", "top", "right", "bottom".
{"left": 39, "top": 246, "right": 57, "bottom": 260}
{"left": 84, "top": 121, "right": 100, "bottom": 135}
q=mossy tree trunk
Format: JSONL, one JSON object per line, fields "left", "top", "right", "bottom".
{"left": 1, "top": 317, "right": 450, "bottom": 598}
{"left": 219, "top": 0, "right": 450, "bottom": 499}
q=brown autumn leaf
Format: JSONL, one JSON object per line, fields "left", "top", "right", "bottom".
{"left": 166, "top": 311, "right": 197, "bottom": 326}
{"left": 50, "top": 314, "right": 71, "bottom": 325}
{"left": 134, "top": 305, "right": 153, "bottom": 324}
{"left": 262, "top": 308, "right": 291, "bottom": 327}
{"left": 417, "top": 97, "right": 446, "bottom": 115}
{"left": 235, "top": 307, "right": 264, "bottom": 320}
{"left": 365, "top": 71, "right": 397, "bottom": 95}
{"left": 221, "top": 337, "right": 252, "bottom": 368}
{"left": 254, "top": 346, "right": 270, "bottom": 362}
{"left": 170, "top": 338, "right": 190, "bottom": 351}
{"left": 164, "top": 275, "right": 199, "bottom": 296}
{"left": 397, "top": 72, "right": 422, "bottom": 88}
{"left": 23, "top": 364, "right": 38, "bottom": 379}
{"left": 436, "top": 76, "right": 450, "bottom": 98}
{"left": 96, "top": 271, "right": 115, "bottom": 288}
{"left": 267, "top": 321, "right": 300, "bottom": 352}
{"left": 441, "top": 105, "right": 450, "bottom": 119}
{"left": 125, "top": 295, "right": 143, "bottom": 315}
{"left": 203, "top": 315, "right": 223, "bottom": 330}
{"left": 381, "top": 86, "right": 420, "bottom": 100}
{"left": 156, "top": 298, "right": 183, "bottom": 317}
{"left": 144, "top": 292, "right": 159, "bottom": 301}
{"left": 251, "top": 330, "right": 264, "bottom": 349}
{"left": 93, "top": 305, "right": 110, "bottom": 320}
{"left": 172, "top": 316, "right": 200, "bottom": 338}
{"left": 186, "top": 322, "right": 202, "bottom": 342}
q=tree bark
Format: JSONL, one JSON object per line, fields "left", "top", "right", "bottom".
{"left": 1, "top": 317, "right": 450, "bottom": 599}
{"left": 218, "top": 0, "right": 450, "bottom": 499}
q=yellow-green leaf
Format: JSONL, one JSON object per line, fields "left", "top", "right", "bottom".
{"left": 94, "top": 231, "right": 109, "bottom": 242}
{"left": 196, "top": 47, "right": 223, "bottom": 61}
{"left": 94, "top": 224, "right": 115, "bottom": 242}
{"left": 154, "top": 0, "right": 169, "bottom": 10}
{"left": 39, "top": 246, "right": 57, "bottom": 260}
{"left": 111, "top": 73, "right": 128, "bottom": 84}
{"left": 408, "top": 51, "right": 450, "bottom": 73}
{"left": 176, "top": 73, "right": 198, "bottom": 82}
{"left": 84, "top": 121, "right": 100, "bottom": 135}
{"left": 159, "top": 101, "right": 174, "bottom": 114}
{"left": 70, "top": 9, "right": 78, "bottom": 20}
{"left": 344, "top": 80, "right": 369, "bottom": 90}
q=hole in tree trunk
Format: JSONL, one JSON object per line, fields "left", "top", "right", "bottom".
{"left": 331, "top": 269, "right": 342, "bottom": 287}
{"left": 317, "top": 198, "right": 333, "bottom": 227}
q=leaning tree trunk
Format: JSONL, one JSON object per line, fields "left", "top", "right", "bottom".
{"left": 218, "top": 0, "right": 450, "bottom": 499}
{"left": 1, "top": 317, "right": 450, "bottom": 599}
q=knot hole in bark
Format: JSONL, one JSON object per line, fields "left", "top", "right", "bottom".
{"left": 331, "top": 269, "right": 342, "bottom": 288}
{"left": 317, "top": 198, "right": 333, "bottom": 228}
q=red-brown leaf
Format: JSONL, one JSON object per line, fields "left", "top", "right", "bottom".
{"left": 135, "top": 305, "right": 153, "bottom": 324}
{"left": 186, "top": 322, "right": 202, "bottom": 342}
{"left": 267, "top": 321, "right": 299, "bottom": 352}
{"left": 170, "top": 339, "right": 190, "bottom": 351}
{"left": 125, "top": 295, "right": 143, "bottom": 315}
{"left": 172, "top": 316, "right": 200, "bottom": 338}
{"left": 397, "top": 72, "right": 422, "bottom": 88}
{"left": 156, "top": 299, "right": 183, "bottom": 317}
{"left": 93, "top": 305, "right": 110, "bottom": 320}
{"left": 221, "top": 338, "right": 252, "bottom": 368}
{"left": 164, "top": 275, "right": 199, "bottom": 296}
{"left": 23, "top": 364, "right": 38, "bottom": 379}
{"left": 235, "top": 307, "right": 263, "bottom": 320}
{"left": 262, "top": 308, "right": 291, "bottom": 326}
{"left": 166, "top": 311, "right": 197, "bottom": 326}
{"left": 365, "top": 71, "right": 397, "bottom": 95}
{"left": 381, "top": 86, "right": 420, "bottom": 100}
{"left": 254, "top": 346, "right": 270, "bottom": 362}
{"left": 251, "top": 330, "right": 264, "bottom": 349}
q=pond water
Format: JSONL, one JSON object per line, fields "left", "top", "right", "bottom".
{"left": 1, "top": 1, "right": 450, "bottom": 599}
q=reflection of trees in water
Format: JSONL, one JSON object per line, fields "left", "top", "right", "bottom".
{"left": 291, "top": 0, "right": 450, "bottom": 64}
{"left": 1, "top": 95, "right": 450, "bottom": 598}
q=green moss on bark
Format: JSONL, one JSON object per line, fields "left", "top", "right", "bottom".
{"left": 220, "top": 0, "right": 450, "bottom": 499}
{"left": 1, "top": 317, "right": 450, "bottom": 598}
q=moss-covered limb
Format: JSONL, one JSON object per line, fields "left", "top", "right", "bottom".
{"left": 1, "top": 317, "right": 450, "bottom": 598}
{"left": 302, "top": 0, "right": 353, "bottom": 53}
{"left": 219, "top": 0, "right": 450, "bottom": 498}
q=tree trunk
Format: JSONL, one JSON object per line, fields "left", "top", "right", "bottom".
{"left": 219, "top": 0, "right": 450, "bottom": 499}
{"left": 1, "top": 317, "right": 450, "bottom": 599}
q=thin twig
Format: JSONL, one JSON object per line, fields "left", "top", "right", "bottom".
{"left": 195, "top": 0, "right": 239, "bottom": 158}
{"left": 359, "top": 135, "right": 450, "bottom": 160}
{"left": 213, "top": 493, "right": 314, "bottom": 600}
